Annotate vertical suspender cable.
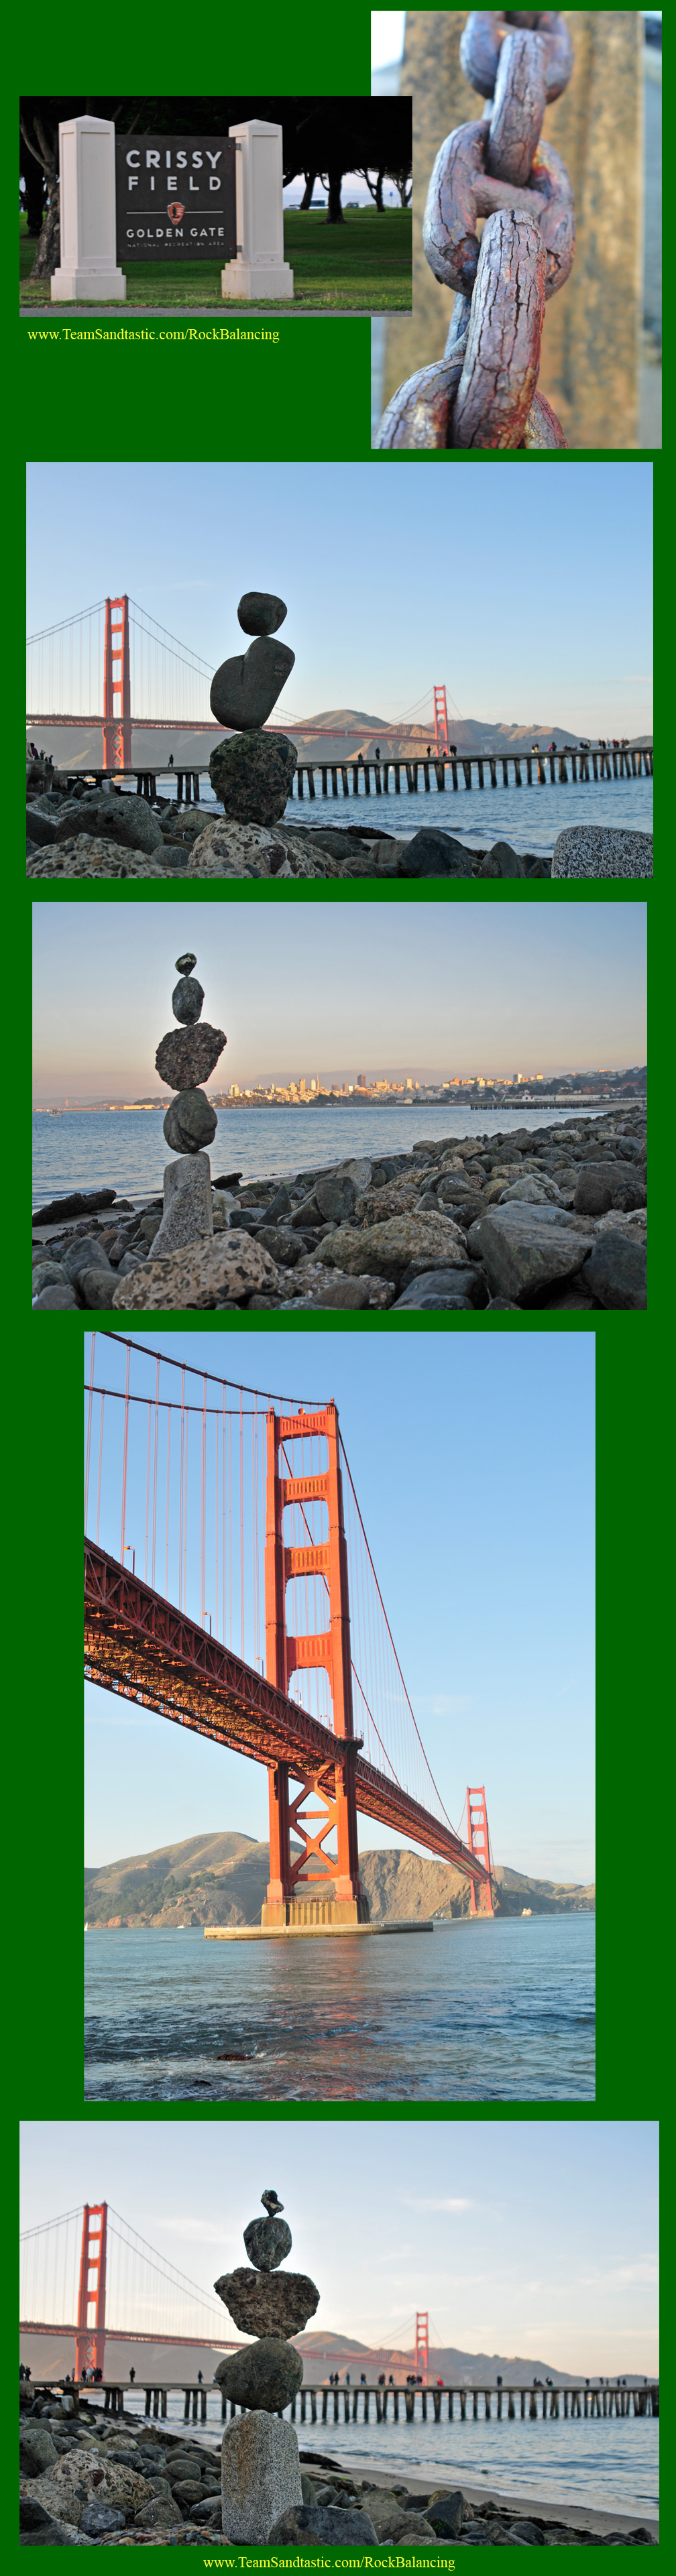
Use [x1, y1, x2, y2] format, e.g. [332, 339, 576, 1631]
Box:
[120, 1342, 131, 1565]
[84, 1334, 95, 1529]
[151, 1357, 160, 1592]
[201, 1377, 207, 1629]
[144, 1402, 151, 1582]
[165, 1408, 171, 1602]
[178, 1366, 185, 1612]
[95, 1394, 105, 1545]
[239, 1389, 245, 1657]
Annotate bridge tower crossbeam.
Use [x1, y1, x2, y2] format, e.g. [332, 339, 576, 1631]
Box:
[103, 595, 131, 772]
[466, 1785, 494, 1916]
[263, 1406, 368, 1930]
[433, 685, 449, 755]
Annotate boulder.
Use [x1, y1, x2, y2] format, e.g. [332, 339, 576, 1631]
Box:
[486, 839, 526, 878]
[209, 729, 297, 824]
[573, 1163, 646, 1216]
[285, 1271, 396, 1310]
[315, 1173, 359, 1222]
[221, 2409, 302, 2542]
[79, 2505, 125, 2534]
[317, 1214, 469, 1279]
[215, 2264, 319, 2337]
[80, 796, 164, 856]
[427, 2492, 467, 2536]
[580, 1230, 647, 1310]
[152, 1151, 214, 1256]
[156, 1023, 226, 1090]
[216, 2337, 303, 2413]
[243, 2214, 293, 2270]
[20, 2428, 58, 2477]
[112, 1232, 282, 1309]
[34, 1283, 80, 1309]
[390, 1267, 480, 1309]
[25, 806, 58, 845]
[163, 1088, 218, 1154]
[210, 636, 294, 730]
[551, 825, 653, 879]
[27, 834, 167, 879]
[62, 1235, 115, 1287]
[34, 1187, 117, 1226]
[467, 1206, 594, 1304]
[398, 827, 473, 878]
[32, 1259, 68, 1295]
[268, 2506, 378, 2544]
[172, 974, 205, 1024]
[252, 1226, 302, 1267]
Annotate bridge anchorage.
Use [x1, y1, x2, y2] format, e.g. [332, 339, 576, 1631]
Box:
[84, 1343, 494, 1936]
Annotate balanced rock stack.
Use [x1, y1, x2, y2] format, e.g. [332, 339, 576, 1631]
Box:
[209, 591, 297, 824]
[152, 953, 227, 1256]
[214, 2189, 319, 2541]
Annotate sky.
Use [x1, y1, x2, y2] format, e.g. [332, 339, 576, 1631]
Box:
[20, 2121, 657, 2372]
[34, 902, 646, 1099]
[84, 1328, 594, 1881]
[26, 462, 653, 740]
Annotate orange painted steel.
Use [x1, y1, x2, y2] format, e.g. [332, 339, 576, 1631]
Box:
[74, 2203, 107, 2380]
[415, 2312, 429, 2382]
[433, 685, 449, 754]
[465, 1785, 494, 1916]
[103, 595, 131, 772]
[84, 1541, 492, 1889]
[264, 1406, 363, 1912]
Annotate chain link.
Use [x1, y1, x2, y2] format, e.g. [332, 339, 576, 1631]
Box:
[376, 10, 575, 451]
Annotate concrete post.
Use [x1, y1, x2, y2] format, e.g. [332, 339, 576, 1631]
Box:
[221, 121, 294, 300]
[51, 117, 127, 302]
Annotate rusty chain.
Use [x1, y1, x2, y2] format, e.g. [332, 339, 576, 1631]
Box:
[376, 11, 575, 451]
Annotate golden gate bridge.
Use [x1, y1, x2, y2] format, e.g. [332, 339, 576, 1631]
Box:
[84, 1334, 494, 1929]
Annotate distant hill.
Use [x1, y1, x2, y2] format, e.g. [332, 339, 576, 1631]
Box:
[293, 2331, 592, 2388]
[84, 1832, 594, 1928]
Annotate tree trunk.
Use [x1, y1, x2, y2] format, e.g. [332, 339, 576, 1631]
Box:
[325, 168, 345, 225]
[375, 168, 385, 210]
[299, 170, 318, 210]
[31, 184, 60, 278]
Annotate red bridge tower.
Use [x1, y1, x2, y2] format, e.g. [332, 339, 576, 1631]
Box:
[263, 1405, 369, 1930]
[103, 595, 131, 771]
[465, 1785, 494, 1916]
[74, 2203, 107, 2380]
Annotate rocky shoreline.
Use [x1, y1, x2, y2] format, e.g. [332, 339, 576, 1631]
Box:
[26, 772, 653, 883]
[34, 1110, 647, 1312]
[19, 2396, 656, 2548]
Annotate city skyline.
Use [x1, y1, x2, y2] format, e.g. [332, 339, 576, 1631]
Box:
[21, 2121, 657, 2374]
[27, 461, 653, 739]
[33, 904, 646, 1100]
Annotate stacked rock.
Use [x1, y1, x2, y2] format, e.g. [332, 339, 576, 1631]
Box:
[215, 2189, 319, 2542]
[152, 953, 227, 1258]
[209, 592, 298, 825]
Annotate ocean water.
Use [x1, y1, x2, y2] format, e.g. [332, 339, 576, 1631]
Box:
[34, 1101, 613, 1210]
[128, 768, 653, 858]
[109, 2394, 657, 2521]
[83, 1914, 595, 2104]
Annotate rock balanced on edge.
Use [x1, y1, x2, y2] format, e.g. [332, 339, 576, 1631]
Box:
[215, 2189, 319, 2541]
[151, 953, 227, 1257]
[209, 593, 298, 825]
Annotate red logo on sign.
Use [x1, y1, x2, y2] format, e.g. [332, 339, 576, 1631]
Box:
[168, 202, 184, 224]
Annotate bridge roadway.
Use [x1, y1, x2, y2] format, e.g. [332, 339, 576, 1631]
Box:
[26, 2372, 659, 2426]
[84, 1543, 490, 1887]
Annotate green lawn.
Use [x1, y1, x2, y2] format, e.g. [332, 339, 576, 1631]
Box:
[20, 207, 412, 310]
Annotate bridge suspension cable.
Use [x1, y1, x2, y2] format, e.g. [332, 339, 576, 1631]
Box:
[20, 2205, 231, 2342]
[27, 597, 215, 726]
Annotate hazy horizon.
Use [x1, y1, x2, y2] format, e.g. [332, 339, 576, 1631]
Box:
[33, 904, 646, 1100]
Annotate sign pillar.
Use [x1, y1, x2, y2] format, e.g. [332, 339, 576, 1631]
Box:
[52, 117, 127, 303]
[222, 121, 294, 302]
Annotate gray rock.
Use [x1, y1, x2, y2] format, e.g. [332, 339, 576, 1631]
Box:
[34, 1188, 117, 1225]
[175, 950, 197, 973]
[467, 1206, 594, 1304]
[581, 1230, 647, 1309]
[315, 1174, 358, 1222]
[78, 1263, 118, 1311]
[134, 2495, 180, 2528]
[20, 2428, 58, 2477]
[427, 2493, 466, 2536]
[507, 2521, 545, 2542]
[112, 1232, 280, 1310]
[34, 1283, 80, 1309]
[163, 1088, 218, 1155]
[156, 1022, 226, 1090]
[238, 591, 287, 636]
[32, 1258, 68, 1294]
[215, 2337, 303, 2412]
[62, 1235, 114, 1286]
[214, 2264, 319, 2337]
[79, 2504, 125, 2534]
[286, 1272, 396, 1310]
[152, 1151, 214, 1256]
[243, 2215, 293, 2271]
[268, 2507, 378, 2543]
[90, 796, 165, 856]
[209, 730, 298, 825]
[391, 1268, 480, 1309]
[211, 636, 295, 730]
[573, 1163, 646, 1216]
[25, 806, 59, 845]
[400, 827, 473, 878]
[221, 2409, 302, 2542]
[172, 974, 205, 1025]
[551, 825, 653, 879]
[288, 1192, 323, 1228]
[266, 1182, 293, 1221]
[318, 1213, 469, 1279]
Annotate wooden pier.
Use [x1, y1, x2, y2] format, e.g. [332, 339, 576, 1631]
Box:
[39, 2375, 658, 2426]
[54, 744, 653, 809]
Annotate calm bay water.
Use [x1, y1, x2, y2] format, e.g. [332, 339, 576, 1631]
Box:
[142, 767, 653, 858]
[34, 1101, 609, 1210]
[84, 1915, 595, 2104]
[109, 2396, 657, 2520]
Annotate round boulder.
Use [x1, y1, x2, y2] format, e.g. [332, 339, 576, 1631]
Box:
[156, 1023, 226, 1090]
[209, 729, 298, 825]
[172, 974, 205, 1026]
[163, 1088, 218, 1154]
[215, 2337, 303, 2413]
[238, 591, 287, 636]
[214, 2265, 319, 2337]
[551, 826, 653, 879]
[71, 796, 164, 856]
[243, 2215, 292, 2271]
